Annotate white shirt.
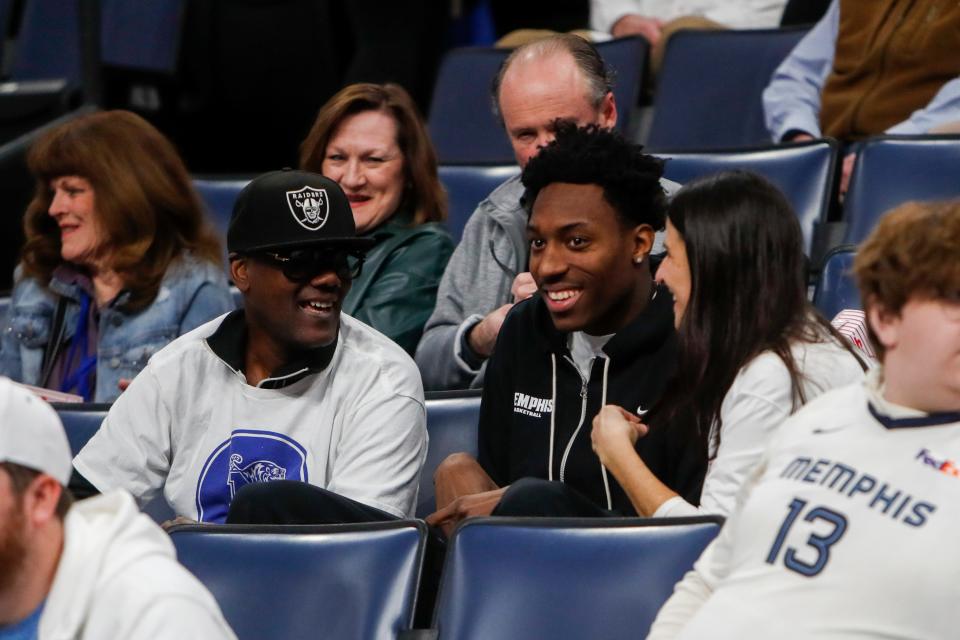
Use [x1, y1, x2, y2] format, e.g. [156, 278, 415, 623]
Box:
[655, 338, 865, 518]
[568, 331, 614, 381]
[74, 312, 427, 521]
[590, 0, 787, 33]
[648, 373, 960, 639]
[41, 491, 236, 639]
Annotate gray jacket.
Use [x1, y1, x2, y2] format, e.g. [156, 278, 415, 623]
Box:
[415, 175, 526, 390]
[415, 174, 680, 391]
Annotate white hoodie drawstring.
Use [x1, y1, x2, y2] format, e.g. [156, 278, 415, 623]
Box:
[600, 356, 613, 510]
[548, 353, 557, 481]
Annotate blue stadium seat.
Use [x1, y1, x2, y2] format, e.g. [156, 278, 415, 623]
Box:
[648, 27, 808, 151]
[438, 165, 520, 243]
[193, 177, 252, 240]
[170, 521, 427, 640]
[55, 403, 174, 522]
[54, 403, 109, 456]
[13, 0, 184, 81]
[101, 0, 182, 73]
[10, 0, 82, 83]
[428, 37, 648, 165]
[417, 391, 482, 518]
[658, 139, 838, 254]
[0, 0, 11, 71]
[844, 135, 960, 244]
[433, 516, 723, 639]
[813, 246, 860, 319]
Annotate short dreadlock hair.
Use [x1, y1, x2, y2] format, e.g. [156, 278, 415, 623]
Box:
[520, 122, 666, 229]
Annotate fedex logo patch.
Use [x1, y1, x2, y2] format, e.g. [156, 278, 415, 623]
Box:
[916, 448, 960, 478]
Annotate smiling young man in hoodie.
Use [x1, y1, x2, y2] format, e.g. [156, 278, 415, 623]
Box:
[428, 124, 694, 534]
[0, 377, 235, 639]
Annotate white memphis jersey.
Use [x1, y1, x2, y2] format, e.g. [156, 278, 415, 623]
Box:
[74, 313, 427, 522]
[663, 382, 960, 640]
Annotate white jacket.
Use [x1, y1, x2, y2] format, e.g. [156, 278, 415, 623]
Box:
[590, 0, 787, 32]
[40, 491, 236, 640]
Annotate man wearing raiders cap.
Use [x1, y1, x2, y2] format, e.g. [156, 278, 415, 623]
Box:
[0, 377, 236, 638]
[72, 169, 427, 524]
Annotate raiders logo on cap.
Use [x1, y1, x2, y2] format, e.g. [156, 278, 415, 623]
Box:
[286, 186, 329, 231]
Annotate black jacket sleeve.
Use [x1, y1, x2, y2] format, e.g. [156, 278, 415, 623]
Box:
[475, 307, 520, 487]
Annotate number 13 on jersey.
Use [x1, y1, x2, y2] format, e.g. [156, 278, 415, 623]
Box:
[766, 498, 848, 577]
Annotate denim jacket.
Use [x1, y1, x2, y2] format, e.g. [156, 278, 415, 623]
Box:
[0, 254, 235, 402]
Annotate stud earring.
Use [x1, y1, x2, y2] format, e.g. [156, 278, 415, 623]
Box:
[633, 256, 643, 264]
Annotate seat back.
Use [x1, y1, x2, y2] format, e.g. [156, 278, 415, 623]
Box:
[53, 403, 109, 456]
[417, 391, 482, 518]
[658, 140, 838, 254]
[10, 0, 82, 83]
[193, 177, 252, 240]
[0, 0, 11, 71]
[813, 246, 860, 319]
[434, 516, 722, 639]
[428, 37, 647, 165]
[844, 135, 960, 244]
[55, 402, 176, 521]
[438, 165, 520, 242]
[170, 521, 427, 640]
[648, 27, 807, 150]
[101, 0, 183, 73]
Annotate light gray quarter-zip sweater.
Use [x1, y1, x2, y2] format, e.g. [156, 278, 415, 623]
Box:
[415, 175, 528, 391]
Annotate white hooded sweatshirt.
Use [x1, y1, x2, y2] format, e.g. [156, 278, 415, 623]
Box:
[38, 491, 236, 640]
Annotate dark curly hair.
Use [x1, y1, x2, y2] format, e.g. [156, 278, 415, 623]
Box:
[520, 122, 666, 230]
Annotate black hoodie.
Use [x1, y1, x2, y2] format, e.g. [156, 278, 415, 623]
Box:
[478, 286, 694, 515]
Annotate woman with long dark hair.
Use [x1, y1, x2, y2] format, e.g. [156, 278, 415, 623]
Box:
[591, 170, 867, 517]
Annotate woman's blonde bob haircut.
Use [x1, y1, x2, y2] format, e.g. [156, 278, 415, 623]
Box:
[299, 82, 447, 226]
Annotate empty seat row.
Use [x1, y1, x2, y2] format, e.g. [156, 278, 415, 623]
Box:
[428, 28, 809, 164]
[167, 515, 722, 640]
[5, 0, 182, 85]
[193, 135, 960, 258]
[428, 36, 649, 165]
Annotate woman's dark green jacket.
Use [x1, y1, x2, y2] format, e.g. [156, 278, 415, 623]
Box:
[343, 213, 454, 355]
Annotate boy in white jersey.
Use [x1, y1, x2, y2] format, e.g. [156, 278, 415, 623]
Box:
[648, 200, 960, 639]
[72, 170, 427, 523]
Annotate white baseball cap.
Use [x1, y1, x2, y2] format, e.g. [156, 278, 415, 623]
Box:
[0, 377, 72, 486]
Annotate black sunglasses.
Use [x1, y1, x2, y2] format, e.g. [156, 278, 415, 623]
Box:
[257, 248, 365, 282]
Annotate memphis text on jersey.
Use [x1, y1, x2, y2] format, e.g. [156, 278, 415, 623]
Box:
[780, 456, 937, 528]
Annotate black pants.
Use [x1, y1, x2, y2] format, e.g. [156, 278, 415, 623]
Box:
[493, 477, 625, 518]
[225, 480, 398, 525]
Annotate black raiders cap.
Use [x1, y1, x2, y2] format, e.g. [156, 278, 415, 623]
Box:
[227, 169, 376, 253]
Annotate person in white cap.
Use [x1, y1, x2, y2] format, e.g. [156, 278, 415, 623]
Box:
[0, 377, 236, 639]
